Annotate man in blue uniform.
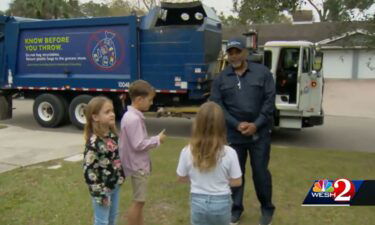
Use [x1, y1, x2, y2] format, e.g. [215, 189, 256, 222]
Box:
[210, 37, 276, 225]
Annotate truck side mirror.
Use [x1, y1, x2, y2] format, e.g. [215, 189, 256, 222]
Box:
[313, 51, 323, 72]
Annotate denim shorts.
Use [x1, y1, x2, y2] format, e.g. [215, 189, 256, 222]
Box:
[190, 193, 232, 225]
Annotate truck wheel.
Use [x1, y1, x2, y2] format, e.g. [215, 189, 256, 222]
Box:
[69, 95, 93, 130]
[33, 94, 66, 127]
[0, 96, 10, 120]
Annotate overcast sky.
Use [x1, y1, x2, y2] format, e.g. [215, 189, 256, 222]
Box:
[1, 0, 374, 21]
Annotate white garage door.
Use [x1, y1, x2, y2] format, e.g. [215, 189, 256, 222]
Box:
[358, 50, 375, 79]
[322, 50, 353, 79]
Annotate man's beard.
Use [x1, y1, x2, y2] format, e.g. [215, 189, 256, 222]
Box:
[230, 60, 244, 69]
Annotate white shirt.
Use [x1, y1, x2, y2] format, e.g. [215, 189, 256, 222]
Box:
[176, 145, 242, 195]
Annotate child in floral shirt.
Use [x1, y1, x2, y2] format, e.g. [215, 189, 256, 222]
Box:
[83, 96, 125, 225]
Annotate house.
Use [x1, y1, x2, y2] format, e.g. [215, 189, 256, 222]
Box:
[318, 29, 374, 79]
[223, 22, 375, 79]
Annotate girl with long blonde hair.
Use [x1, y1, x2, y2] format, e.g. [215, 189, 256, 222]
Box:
[177, 101, 242, 225]
[83, 96, 125, 225]
[83, 96, 118, 142]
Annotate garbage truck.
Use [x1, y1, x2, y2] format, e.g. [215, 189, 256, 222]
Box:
[0, 1, 222, 129]
[0, 1, 323, 130]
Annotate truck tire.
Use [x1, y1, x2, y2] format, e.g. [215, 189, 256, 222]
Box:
[111, 94, 127, 119]
[69, 95, 93, 130]
[0, 96, 9, 120]
[56, 95, 70, 124]
[33, 94, 66, 127]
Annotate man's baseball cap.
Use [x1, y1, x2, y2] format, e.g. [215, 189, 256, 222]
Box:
[226, 37, 246, 51]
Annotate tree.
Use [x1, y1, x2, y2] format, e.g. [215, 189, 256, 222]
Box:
[138, 0, 160, 11]
[66, 0, 83, 18]
[80, 1, 111, 17]
[80, 0, 144, 18]
[367, 14, 375, 47]
[302, 0, 375, 22]
[109, 0, 144, 16]
[7, 0, 46, 18]
[233, 0, 298, 24]
[6, 0, 82, 19]
[232, 0, 374, 24]
[218, 12, 241, 26]
[5, 0, 146, 19]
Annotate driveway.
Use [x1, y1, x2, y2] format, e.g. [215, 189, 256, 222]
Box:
[323, 79, 375, 119]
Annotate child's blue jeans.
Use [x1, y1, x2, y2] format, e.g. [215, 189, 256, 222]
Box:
[92, 186, 121, 225]
[190, 193, 232, 225]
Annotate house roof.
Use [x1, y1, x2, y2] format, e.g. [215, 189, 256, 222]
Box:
[223, 21, 375, 47]
[318, 29, 373, 44]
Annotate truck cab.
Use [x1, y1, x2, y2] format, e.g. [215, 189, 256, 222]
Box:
[264, 41, 324, 129]
[217, 38, 324, 129]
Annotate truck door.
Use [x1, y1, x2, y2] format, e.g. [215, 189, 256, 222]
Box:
[298, 46, 323, 115]
[275, 47, 300, 108]
[298, 47, 311, 111]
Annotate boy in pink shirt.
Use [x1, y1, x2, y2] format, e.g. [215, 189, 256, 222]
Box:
[119, 80, 166, 225]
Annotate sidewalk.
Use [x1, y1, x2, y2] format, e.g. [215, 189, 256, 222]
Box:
[323, 79, 375, 119]
[0, 125, 83, 173]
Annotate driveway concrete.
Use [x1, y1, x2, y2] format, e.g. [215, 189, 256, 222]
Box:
[323, 79, 375, 119]
[0, 125, 82, 173]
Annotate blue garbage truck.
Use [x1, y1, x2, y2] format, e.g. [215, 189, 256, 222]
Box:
[0, 1, 221, 128]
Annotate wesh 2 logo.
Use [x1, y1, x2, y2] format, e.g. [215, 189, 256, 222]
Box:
[311, 179, 355, 201]
[303, 179, 375, 206]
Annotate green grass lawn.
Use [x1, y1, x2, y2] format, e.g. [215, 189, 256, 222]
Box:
[0, 124, 7, 129]
[0, 137, 374, 225]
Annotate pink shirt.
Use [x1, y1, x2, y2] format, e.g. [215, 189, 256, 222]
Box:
[119, 106, 160, 176]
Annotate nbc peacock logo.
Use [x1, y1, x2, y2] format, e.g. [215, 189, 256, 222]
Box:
[313, 180, 334, 193]
[311, 179, 336, 198]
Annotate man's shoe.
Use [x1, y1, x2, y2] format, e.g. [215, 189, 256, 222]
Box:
[259, 208, 274, 225]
